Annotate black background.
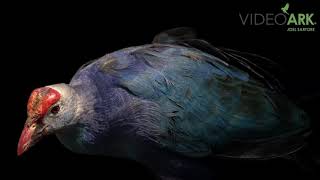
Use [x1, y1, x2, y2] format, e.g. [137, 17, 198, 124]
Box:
[2, 0, 319, 179]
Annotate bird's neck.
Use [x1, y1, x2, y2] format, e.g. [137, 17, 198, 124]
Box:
[57, 82, 160, 157]
[56, 83, 133, 155]
[72, 83, 111, 135]
[54, 84, 106, 152]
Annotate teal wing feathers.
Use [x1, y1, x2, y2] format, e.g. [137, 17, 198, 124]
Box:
[96, 28, 310, 158]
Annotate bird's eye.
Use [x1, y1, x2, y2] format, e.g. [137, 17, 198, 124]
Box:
[51, 105, 60, 114]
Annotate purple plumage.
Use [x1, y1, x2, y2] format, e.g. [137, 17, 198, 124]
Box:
[18, 28, 310, 180]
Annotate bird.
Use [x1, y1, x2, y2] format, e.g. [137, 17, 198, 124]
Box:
[17, 27, 311, 180]
[281, 3, 290, 15]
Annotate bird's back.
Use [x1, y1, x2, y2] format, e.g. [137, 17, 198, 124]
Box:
[68, 28, 310, 160]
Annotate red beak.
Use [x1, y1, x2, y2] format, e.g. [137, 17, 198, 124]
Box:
[17, 123, 36, 156]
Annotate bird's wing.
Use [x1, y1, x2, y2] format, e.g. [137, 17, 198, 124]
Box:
[95, 28, 310, 158]
[97, 43, 310, 159]
[153, 27, 283, 91]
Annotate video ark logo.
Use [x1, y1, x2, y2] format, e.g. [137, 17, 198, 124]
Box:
[239, 2, 316, 32]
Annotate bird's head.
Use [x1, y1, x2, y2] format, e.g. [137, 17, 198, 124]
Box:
[17, 83, 78, 156]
